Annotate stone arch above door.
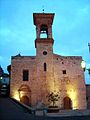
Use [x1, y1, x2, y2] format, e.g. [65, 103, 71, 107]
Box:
[18, 84, 30, 92]
[63, 96, 72, 109]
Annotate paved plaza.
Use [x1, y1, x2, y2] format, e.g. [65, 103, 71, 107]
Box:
[0, 97, 90, 120]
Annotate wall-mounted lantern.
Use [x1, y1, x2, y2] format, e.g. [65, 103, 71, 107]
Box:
[81, 60, 86, 71]
[81, 60, 90, 75]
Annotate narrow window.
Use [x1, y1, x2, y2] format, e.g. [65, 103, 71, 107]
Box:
[44, 63, 47, 71]
[62, 70, 66, 74]
[86, 97, 88, 101]
[23, 70, 29, 81]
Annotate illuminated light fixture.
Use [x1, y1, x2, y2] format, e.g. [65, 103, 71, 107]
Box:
[81, 60, 86, 71]
[81, 60, 90, 75]
[0, 77, 3, 80]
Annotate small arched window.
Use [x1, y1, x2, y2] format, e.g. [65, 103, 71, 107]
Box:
[44, 63, 47, 71]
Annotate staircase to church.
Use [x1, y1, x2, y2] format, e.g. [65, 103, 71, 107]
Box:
[47, 109, 90, 117]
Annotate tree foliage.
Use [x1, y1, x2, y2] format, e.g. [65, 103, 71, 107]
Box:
[47, 92, 60, 106]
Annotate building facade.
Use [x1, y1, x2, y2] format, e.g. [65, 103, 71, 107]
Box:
[10, 13, 87, 109]
[0, 66, 10, 96]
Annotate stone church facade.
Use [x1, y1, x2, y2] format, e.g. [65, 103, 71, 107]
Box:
[10, 13, 87, 110]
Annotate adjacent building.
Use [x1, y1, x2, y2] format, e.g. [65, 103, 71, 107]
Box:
[0, 66, 10, 96]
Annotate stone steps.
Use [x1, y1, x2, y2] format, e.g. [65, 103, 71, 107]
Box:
[47, 109, 90, 117]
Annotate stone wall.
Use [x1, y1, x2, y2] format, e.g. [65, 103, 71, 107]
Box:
[53, 54, 87, 109]
[11, 56, 38, 105]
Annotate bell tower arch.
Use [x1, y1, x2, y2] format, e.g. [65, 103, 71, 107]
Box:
[33, 13, 54, 39]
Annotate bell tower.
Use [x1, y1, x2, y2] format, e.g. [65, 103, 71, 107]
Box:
[33, 13, 55, 101]
[33, 13, 54, 56]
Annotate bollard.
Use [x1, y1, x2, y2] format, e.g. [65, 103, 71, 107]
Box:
[43, 108, 47, 116]
[32, 109, 36, 116]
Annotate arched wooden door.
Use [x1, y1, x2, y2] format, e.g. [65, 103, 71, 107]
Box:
[63, 97, 72, 109]
[20, 96, 29, 105]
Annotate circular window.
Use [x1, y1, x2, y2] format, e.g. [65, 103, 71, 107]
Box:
[43, 51, 47, 55]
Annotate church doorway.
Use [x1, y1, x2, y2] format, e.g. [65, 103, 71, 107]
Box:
[63, 97, 72, 109]
[20, 95, 29, 105]
[18, 84, 31, 106]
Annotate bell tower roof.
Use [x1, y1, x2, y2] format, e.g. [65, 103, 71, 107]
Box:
[33, 13, 55, 25]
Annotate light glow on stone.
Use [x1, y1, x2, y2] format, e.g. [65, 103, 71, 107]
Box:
[67, 86, 78, 110]
[13, 91, 20, 101]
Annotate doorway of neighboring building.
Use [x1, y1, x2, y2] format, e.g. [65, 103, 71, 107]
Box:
[63, 97, 72, 109]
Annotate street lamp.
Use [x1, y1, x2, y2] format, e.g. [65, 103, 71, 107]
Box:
[0, 77, 3, 80]
[81, 60, 90, 75]
[81, 43, 90, 75]
[81, 60, 86, 71]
